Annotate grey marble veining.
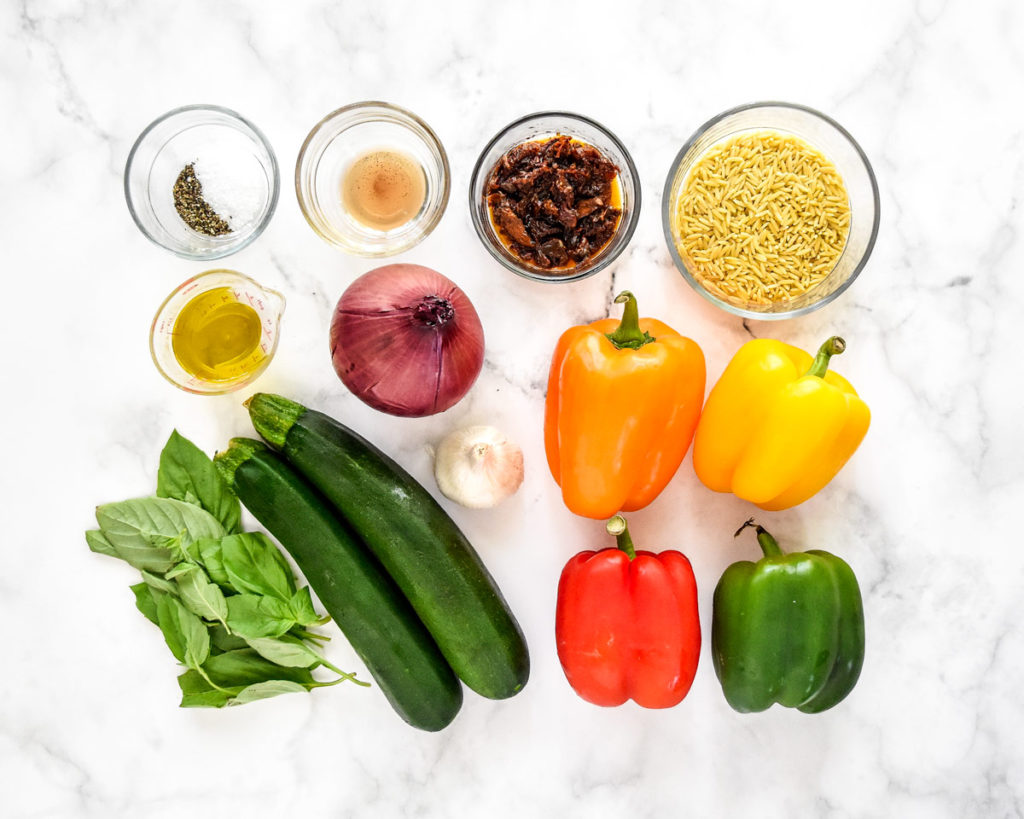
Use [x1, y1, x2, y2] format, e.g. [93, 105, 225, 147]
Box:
[3, 0, 1024, 816]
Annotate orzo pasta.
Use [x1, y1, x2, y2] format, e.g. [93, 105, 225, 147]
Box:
[672, 131, 850, 305]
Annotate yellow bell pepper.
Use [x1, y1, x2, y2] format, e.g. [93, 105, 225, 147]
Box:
[692, 336, 869, 510]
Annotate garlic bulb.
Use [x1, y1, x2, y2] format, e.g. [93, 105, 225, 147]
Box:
[434, 425, 524, 509]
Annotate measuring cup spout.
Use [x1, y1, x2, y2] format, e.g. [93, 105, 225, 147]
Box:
[259, 286, 286, 320]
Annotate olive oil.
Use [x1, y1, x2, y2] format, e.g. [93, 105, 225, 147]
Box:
[341, 149, 427, 231]
[171, 287, 265, 382]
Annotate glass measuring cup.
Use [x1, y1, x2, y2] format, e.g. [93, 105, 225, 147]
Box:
[150, 269, 285, 395]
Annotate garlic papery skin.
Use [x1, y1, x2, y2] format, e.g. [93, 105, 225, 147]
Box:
[434, 425, 524, 509]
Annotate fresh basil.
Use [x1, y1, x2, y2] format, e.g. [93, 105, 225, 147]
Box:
[156, 595, 210, 671]
[221, 532, 296, 601]
[202, 649, 316, 688]
[177, 664, 311, 708]
[289, 586, 327, 627]
[96, 497, 225, 554]
[177, 675, 241, 708]
[209, 625, 249, 654]
[192, 537, 233, 590]
[130, 582, 160, 625]
[140, 569, 179, 596]
[230, 680, 308, 705]
[89, 529, 177, 573]
[246, 635, 323, 669]
[88, 431, 364, 709]
[164, 561, 199, 580]
[157, 430, 242, 534]
[226, 594, 295, 639]
[175, 564, 230, 628]
[86, 529, 118, 558]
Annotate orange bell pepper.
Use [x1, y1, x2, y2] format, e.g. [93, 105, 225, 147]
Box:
[544, 291, 706, 519]
[692, 336, 870, 510]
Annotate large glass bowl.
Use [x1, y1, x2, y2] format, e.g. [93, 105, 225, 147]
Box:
[663, 102, 880, 319]
[295, 101, 450, 256]
[124, 105, 279, 260]
[469, 111, 641, 283]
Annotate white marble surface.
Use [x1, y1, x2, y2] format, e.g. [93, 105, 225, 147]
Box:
[4, 0, 1023, 816]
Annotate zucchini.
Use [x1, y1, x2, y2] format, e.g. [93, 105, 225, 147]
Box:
[214, 438, 462, 731]
[247, 393, 530, 700]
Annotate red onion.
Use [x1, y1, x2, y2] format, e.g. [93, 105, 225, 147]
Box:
[329, 264, 485, 417]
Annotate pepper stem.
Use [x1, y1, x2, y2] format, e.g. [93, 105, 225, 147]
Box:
[805, 336, 846, 378]
[734, 518, 783, 558]
[606, 515, 636, 560]
[605, 291, 655, 350]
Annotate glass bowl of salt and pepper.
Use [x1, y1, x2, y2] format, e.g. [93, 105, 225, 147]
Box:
[124, 104, 279, 260]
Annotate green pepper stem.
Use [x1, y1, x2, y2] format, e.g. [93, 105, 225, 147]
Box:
[606, 515, 637, 560]
[805, 336, 846, 378]
[734, 518, 783, 558]
[604, 291, 655, 350]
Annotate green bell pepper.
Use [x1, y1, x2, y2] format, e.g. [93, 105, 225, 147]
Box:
[711, 520, 865, 714]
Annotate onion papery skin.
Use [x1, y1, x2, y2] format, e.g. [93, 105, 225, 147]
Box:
[330, 264, 485, 417]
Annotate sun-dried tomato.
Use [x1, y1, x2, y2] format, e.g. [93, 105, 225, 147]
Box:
[485, 135, 622, 272]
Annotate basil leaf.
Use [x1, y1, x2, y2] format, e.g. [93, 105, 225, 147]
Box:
[165, 561, 200, 580]
[246, 635, 322, 669]
[175, 565, 229, 627]
[226, 594, 295, 639]
[192, 537, 233, 590]
[221, 533, 296, 601]
[230, 680, 307, 705]
[130, 582, 160, 625]
[156, 595, 210, 670]
[209, 624, 249, 654]
[91, 531, 177, 573]
[86, 529, 118, 558]
[177, 670, 308, 708]
[157, 430, 242, 534]
[177, 670, 243, 708]
[180, 689, 236, 708]
[96, 498, 226, 562]
[155, 595, 188, 664]
[289, 587, 327, 627]
[201, 649, 315, 688]
[140, 570, 179, 596]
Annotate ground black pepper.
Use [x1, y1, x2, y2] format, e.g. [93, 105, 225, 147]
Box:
[173, 163, 232, 236]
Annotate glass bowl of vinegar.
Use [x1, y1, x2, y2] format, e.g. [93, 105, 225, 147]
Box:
[295, 101, 450, 256]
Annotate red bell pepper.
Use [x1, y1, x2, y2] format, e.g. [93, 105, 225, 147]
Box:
[555, 516, 701, 708]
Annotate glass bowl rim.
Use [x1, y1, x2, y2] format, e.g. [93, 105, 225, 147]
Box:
[468, 109, 642, 284]
[661, 100, 881, 320]
[124, 103, 281, 261]
[293, 100, 451, 256]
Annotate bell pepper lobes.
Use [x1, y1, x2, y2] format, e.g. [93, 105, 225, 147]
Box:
[692, 336, 869, 511]
[544, 291, 705, 519]
[555, 515, 701, 708]
[712, 520, 865, 714]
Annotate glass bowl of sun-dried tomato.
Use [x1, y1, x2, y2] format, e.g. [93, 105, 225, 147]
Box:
[470, 112, 640, 282]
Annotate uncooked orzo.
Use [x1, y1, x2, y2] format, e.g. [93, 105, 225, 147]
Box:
[672, 131, 850, 305]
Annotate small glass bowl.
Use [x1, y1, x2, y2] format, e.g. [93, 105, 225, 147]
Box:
[295, 102, 450, 256]
[662, 102, 880, 320]
[150, 269, 285, 395]
[124, 105, 280, 260]
[469, 112, 641, 283]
